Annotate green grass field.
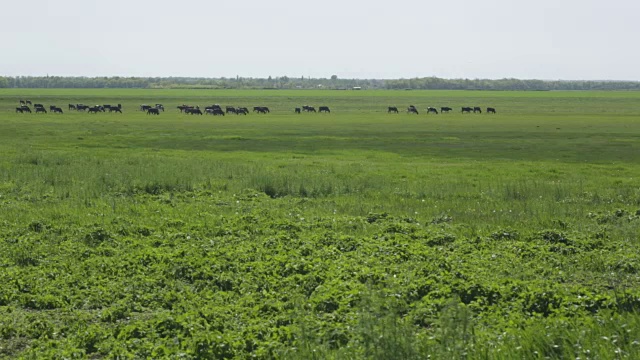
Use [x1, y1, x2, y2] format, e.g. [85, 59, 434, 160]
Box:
[1, 89, 640, 359]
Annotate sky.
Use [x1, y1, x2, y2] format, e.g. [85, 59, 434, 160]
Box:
[2, 0, 640, 80]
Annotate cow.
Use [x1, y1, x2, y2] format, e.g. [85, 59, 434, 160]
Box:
[226, 106, 237, 114]
[35, 107, 47, 114]
[319, 106, 330, 113]
[185, 108, 203, 115]
[109, 107, 122, 113]
[19, 100, 26, 105]
[16, 106, 31, 113]
[441, 107, 452, 113]
[473, 107, 482, 113]
[155, 104, 164, 111]
[254, 106, 269, 114]
[236, 108, 248, 115]
[147, 108, 160, 115]
[388, 106, 399, 113]
[426, 107, 439, 114]
[68, 104, 76, 110]
[26, 100, 32, 105]
[51, 107, 64, 114]
[407, 105, 419, 114]
[76, 104, 89, 111]
[487, 107, 496, 114]
[295, 107, 301, 114]
[140, 104, 152, 112]
[304, 106, 316, 112]
[34, 104, 45, 109]
[88, 106, 103, 113]
[461, 107, 473, 113]
[205, 108, 225, 116]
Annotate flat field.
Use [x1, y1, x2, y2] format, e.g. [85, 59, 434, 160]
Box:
[1, 89, 640, 359]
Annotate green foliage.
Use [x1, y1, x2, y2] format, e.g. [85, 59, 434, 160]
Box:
[1, 89, 640, 358]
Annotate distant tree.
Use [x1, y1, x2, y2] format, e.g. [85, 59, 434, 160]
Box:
[331, 75, 338, 80]
[0, 77, 9, 88]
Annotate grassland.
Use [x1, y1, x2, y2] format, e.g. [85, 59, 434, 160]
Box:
[1, 89, 640, 359]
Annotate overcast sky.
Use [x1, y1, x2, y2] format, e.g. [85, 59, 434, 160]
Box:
[2, 0, 639, 80]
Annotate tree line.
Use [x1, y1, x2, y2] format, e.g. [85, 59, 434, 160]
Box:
[1, 75, 640, 91]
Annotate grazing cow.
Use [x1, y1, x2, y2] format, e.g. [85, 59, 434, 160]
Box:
[205, 108, 225, 116]
[35, 107, 47, 114]
[76, 104, 89, 111]
[68, 104, 76, 110]
[236, 108, 247, 115]
[426, 107, 439, 114]
[473, 107, 482, 114]
[388, 106, 399, 113]
[319, 106, 330, 113]
[26, 100, 32, 105]
[19, 100, 26, 105]
[253, 106, 270, 113]
[441, 107, 452, 113]
[185, 108, 203, 115]
[51, 106, 64, 114]
[305, 106, 316, 112]
[147, 108, 160, 115]
[461, 107, 473, 113]
[226, 106, 237, 114]
[88, 106, 103, 113]
[295, 107, 301, 114]
[487, 107, 496, 114]
[109, 107, 122, 113]
[34, 104, 45, 109]
[155, 104, 164, 111]
[407, 105, 419, 114]
[140, 104, 152, 112]
[16, 106, 31, 113]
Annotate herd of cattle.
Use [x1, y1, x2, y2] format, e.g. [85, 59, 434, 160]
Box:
[390, 105, 496, 114]
[14, 100, 496, 116]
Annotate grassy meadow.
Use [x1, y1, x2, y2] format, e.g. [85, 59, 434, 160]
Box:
[1, 88, 640, 359]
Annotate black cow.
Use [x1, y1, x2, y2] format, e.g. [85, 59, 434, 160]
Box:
[140, 104, 152, 112]
[388, 106, 399, 113]
[109, 107, 122, 113]
[35, 107, 47, 114]
[461, 107, 473, 113]
[16, 106, 31, 113]
[473, 107, 482, 113]
[51, 107, 63, 114]
[147, 108, 160, 115]
[319, 106, 330, 113]
[155, 104, 164, 111]
[34, 104, 45, 109]
[441, 107, 452, 113]
[407, 105, 419, 114]
[487, 107, 496, 114]
[88, 106, 103, 113]
[426, 107, 438, 114]
[254, 106, 269, 114]
[186, 108, 203, 115]
[236, 108, 247, 115]
[26, 100, 32, 105]
[295, 107, 301, 114]
[206, 108, 225, 116]
[76, 104, 89, 111]
[305, 106, 316, 112]
[19, 100, 26, 105]
[226, 106, 237, 114]
[68, 104, 76, 110]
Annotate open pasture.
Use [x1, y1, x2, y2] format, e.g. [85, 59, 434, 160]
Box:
[1, 89, 640, 359]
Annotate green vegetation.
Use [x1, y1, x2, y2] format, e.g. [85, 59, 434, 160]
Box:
[1, 89, 640, 359]
[4, 75, 640, 90]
